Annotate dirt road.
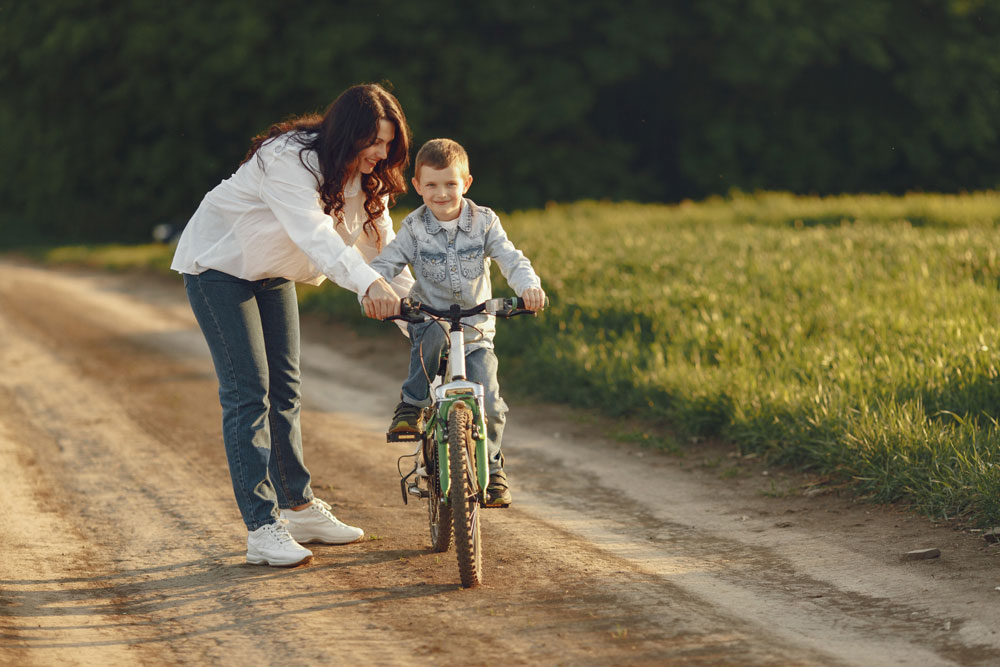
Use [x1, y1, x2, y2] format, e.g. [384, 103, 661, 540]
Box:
[1, 258, 1000, 666]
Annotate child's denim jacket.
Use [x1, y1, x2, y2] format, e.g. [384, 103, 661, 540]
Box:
[369, 198, 541, 350]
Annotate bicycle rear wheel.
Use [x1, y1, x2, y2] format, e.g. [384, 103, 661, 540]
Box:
[447, 401, 482, 587]
[425, 432, 452, 552]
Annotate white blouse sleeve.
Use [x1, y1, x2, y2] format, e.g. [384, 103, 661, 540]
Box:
[258, 143, 380, 295]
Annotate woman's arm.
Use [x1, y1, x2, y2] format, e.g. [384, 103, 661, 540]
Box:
[258, 142, 381, 296]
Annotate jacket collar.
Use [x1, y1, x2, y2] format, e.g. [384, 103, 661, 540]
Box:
[421, 199, 474, 235]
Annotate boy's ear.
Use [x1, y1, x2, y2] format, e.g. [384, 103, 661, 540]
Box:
[463, 174, 474, 194]
[411, 176, 421, 193]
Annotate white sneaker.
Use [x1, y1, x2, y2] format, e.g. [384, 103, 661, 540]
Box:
[246, 520, 313, 567]
[280, 498, 364, 545]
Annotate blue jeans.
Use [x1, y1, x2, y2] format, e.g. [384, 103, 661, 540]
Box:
[401, 322, 508, 473]
[184, 270, 314, 530]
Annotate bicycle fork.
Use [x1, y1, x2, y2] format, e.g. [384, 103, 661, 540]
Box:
[398, 393, 488, 505]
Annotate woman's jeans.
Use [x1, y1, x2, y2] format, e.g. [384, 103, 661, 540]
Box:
[401, 322, 508, 473]
[184, 270, 314, 530]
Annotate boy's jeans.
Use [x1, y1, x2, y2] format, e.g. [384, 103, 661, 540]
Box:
[184, 270, 314, 530]
[401, 322, 508, 473]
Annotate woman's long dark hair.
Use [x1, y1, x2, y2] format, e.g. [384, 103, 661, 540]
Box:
[242, 83, 411, 250]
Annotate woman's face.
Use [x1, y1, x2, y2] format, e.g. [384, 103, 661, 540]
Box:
[354, 119, 396, 175]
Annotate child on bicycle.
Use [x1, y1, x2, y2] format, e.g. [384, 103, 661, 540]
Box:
[368, 138, 545, 506]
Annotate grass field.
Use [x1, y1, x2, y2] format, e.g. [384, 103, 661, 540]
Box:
[25, 191, 1000, 525]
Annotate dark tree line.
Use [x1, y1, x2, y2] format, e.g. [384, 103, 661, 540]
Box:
[2, 0, 998, 244]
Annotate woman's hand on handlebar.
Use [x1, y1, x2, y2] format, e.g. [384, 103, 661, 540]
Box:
[521, 286, 546, 312]
[362, 278, 401, 320]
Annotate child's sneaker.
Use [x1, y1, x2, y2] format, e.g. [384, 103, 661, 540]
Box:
[388, 401, 423, 435]
[246, 520, 313, 567]
[485, 469, 512, 506]
[279, 498, 364, 544]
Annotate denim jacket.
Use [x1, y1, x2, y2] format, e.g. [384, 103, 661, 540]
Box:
[369, 198, 541, 350]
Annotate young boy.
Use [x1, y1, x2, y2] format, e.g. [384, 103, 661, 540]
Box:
[368, 138, 545, 506]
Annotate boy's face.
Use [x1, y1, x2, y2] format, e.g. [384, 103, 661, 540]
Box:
[412, 164, 473, 222]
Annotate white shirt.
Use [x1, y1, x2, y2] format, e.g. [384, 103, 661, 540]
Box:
[431, 208, 460, 237]
[170, 132, 413, 299]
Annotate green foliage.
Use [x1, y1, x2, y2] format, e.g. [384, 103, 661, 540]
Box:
[3, 1, 1000, 243]
[494, 193, 1000, 524]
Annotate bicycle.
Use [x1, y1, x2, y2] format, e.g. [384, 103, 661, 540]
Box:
[385, 295, 542, 588]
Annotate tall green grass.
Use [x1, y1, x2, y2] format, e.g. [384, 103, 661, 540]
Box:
[496, 193, 1000, 524]
[23, 191, 1000, 524]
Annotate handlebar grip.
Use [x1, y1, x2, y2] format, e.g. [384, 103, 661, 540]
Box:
[532, 295, 549, 308]
[485, 295, 550, 316]
[383, 297, 427, 323]
[513, 296, 550, 310]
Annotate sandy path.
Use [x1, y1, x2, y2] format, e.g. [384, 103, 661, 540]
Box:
[1, 258, 999, 666]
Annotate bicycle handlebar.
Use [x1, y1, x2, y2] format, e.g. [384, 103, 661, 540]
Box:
[385, 296, 549, 324]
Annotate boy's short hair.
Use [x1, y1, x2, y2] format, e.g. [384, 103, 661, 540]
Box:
[414, 138, 469, 180]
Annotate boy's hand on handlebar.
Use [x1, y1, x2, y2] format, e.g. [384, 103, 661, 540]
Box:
[521, 286, 546, 312]
[362, 278, 401, 320]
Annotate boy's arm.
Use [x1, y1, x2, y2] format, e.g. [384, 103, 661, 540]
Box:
[374, 206, 415, 298]
[362, 218, 417, 305]
[370, 219, 415, 281]
[483, 211, 542, 296]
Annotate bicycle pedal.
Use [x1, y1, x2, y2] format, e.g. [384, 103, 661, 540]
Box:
[482, 502, 510, 509]
[407, 484, 429, 499]
[386, 430, 422, 443]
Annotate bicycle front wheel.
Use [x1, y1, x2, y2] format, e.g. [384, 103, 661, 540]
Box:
[447, 401, 482, 587]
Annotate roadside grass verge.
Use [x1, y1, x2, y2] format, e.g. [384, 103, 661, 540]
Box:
[19, 243, 177, 272]
[19, 190, 1000, 525]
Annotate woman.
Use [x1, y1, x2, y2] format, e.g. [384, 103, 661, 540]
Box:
[171, 83, 412, 567]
